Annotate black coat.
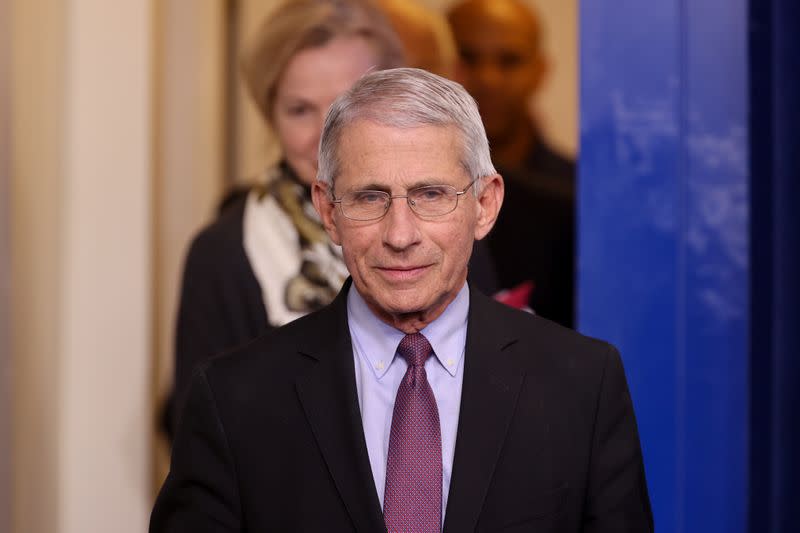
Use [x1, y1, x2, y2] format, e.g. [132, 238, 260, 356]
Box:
[152, 281, 652, 532]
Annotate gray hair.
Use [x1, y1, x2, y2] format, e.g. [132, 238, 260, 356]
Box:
[317, 67, 496, 188]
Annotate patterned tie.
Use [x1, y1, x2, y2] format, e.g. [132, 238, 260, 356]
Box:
[383, 333, 443, 533]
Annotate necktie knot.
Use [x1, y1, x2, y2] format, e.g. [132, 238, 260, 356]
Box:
[397, 333, 433, 368]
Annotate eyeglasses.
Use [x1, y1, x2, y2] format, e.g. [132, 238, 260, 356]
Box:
[331, 178, 479, 221]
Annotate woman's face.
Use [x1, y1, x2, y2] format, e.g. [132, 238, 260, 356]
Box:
[272, 36, 381, 186]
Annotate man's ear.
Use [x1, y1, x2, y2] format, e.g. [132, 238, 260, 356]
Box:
[311, 180, 342, 245]
[474, 173, 504, 241]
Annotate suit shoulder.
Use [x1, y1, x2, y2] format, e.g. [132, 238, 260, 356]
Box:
[476, 293, 614, 370]
[198, 304, 337, 388]
[192, 330, 301, 414]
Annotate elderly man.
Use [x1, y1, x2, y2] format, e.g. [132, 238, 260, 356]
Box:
[151, 68, 652, 533]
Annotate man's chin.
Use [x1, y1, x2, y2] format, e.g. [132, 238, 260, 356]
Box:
[376, 296, 427, 317]
[366, 290, 432, 319]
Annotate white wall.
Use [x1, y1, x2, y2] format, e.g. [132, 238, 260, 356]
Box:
[11, 1, 154, 531]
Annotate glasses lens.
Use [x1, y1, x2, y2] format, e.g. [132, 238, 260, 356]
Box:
[408, 185, 458, 216]
[341, 190, 389, 220]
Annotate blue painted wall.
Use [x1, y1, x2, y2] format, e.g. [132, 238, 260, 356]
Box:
[579, 1, 750, 531]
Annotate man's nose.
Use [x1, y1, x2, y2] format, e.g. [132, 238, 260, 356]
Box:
[382, 198, 422, 251]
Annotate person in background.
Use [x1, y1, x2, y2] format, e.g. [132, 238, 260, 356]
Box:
[448, 0, 576, 327]
[378, 0, 458, 78]
[167, 0, 403, 434]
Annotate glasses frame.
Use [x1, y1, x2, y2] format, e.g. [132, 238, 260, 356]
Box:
[331, 178, 480, 221]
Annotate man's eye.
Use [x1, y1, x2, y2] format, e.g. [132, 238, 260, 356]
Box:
[352, 191, 385, 204]
[415, 187, 447, 201]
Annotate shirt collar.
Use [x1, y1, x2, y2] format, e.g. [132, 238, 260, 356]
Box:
[347, 282, 470, 379]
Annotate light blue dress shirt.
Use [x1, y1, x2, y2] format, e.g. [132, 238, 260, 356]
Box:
[347, 283, 468, 519]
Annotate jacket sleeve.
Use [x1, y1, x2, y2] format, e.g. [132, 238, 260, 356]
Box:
[583, 345, 654, 532]
[151, 368, 242, 532]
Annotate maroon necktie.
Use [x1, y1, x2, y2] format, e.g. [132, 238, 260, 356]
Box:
[383, 333, 443, 533]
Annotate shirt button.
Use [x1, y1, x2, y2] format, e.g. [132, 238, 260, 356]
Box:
[376, 360, 385, 371]
[447, 358, 455, 367]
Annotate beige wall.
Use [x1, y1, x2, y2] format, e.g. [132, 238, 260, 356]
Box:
[151, 0, 227, 487]
[11, 1, 68, 529]
[0, 0, 11, 530]
[11, 1, 154, 531]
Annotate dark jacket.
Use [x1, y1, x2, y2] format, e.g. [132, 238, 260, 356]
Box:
[153, 281, 652, 532]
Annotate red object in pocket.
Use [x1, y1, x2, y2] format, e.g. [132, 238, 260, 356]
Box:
[494, 280, 535, 310]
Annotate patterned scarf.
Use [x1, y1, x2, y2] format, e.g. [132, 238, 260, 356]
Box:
[259, 163, 348, 313]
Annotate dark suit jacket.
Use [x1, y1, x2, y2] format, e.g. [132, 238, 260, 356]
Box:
[151, 282, 652, 532]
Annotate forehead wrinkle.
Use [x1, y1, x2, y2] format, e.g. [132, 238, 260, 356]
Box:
[334, 120, 468, 191]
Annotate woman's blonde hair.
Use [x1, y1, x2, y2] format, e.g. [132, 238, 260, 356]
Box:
[241, 0, 405, 124]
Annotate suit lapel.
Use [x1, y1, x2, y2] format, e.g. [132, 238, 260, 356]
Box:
[443, 289, 526, 533]
[295, 282, 386, 533]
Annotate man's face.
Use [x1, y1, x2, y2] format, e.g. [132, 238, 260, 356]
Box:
[448, 0, 545, 142]
[313, 120, 502, 331]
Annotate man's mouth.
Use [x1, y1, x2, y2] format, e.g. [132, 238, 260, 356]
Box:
[376, 264, 431, 282]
